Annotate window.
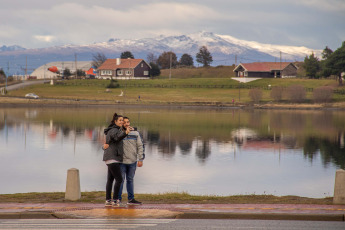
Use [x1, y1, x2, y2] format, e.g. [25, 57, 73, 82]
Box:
[244, 71, 248, 77]
[125, 70, 132, 75]
[117, 70, 123, 75]
[101, 70, 112, 75]
[141, 63, 144, 67]
[144, 71, 149, 76]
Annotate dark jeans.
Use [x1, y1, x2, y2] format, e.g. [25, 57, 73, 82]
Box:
[118, 162, 137, 200]
[106, 163, 123, 201]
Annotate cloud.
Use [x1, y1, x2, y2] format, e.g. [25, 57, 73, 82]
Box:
[297, 0, 345, 12]
[34, 35, 56, 43]
[0, 0, 344, 49]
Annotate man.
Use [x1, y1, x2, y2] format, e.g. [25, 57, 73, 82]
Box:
[103, 116, 145, 205]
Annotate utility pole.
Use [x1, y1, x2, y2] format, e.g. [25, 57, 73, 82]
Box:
[25, 56, 27, 78]
[169, 53, 172, 80]
[75, 53, 78, 79]
[280, 51, 282, 78]
[6, 61, 9, 90]
[235, 55, 237, 66]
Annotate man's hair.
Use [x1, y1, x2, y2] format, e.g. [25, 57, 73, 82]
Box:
[123, 116, 130, 121]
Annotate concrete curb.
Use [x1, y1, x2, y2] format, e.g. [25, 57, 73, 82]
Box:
[176, 212, 345, 221]
[1, 211, 344, 221]
[0, 212, 56, 219]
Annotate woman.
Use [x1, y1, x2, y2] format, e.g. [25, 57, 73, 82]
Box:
[103, 112, 132, 207]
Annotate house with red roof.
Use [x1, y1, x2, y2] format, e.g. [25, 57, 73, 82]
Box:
[97, 58, 151, 79]
[233, 62, 298, 78]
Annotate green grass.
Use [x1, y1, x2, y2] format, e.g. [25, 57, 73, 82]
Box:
[0, 192, 333, 205]
[5, 78, 345, 104]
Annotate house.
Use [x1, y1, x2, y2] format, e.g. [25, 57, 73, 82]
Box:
[97, 58, 151, 79]
[233, 62, 298, 78]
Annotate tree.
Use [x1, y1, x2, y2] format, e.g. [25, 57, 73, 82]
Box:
[249, 88, 262, 103]
[92, 53, 107, 69]
[146, 52, 158, 64]
[120, 51, 134, 59]
[321, 46, 333, 60]
[323, 41, 345, 85]
[157, 51, 178, 69]
[179, 53, 194, 67]
[304, 53, 320, 78]
[149, 62, 161, 77]
[63, 68, 72, 79]
[76, 69, 86, 78]
[0, 69, 6, 84]
[196, 46, 213, 67]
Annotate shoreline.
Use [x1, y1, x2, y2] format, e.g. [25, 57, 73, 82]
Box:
[1, 96, 345, 110]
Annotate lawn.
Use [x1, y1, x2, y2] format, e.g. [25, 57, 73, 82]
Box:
[5, 78, 345, 104]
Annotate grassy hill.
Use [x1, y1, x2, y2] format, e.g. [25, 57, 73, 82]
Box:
[4, 75, 345, 106]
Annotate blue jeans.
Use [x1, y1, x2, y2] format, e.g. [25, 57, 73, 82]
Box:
[118, 162, 137, 200]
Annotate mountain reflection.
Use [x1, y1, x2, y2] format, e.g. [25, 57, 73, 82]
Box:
[1, 108, 345, 169]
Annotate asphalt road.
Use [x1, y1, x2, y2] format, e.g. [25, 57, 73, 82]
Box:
[4, 80, 48, 91]
[0, 219, 344, 230]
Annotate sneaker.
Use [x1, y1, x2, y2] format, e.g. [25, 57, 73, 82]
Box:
[127, 199, 142, 205]
[112, 199, 122, 207]
[105, 200, 112, 207]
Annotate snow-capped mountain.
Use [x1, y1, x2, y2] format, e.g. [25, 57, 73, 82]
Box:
[0, 31, 320, 75]
[0, 45, 26, 52]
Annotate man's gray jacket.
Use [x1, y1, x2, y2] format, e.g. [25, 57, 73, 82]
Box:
[122, 130, 145, 164]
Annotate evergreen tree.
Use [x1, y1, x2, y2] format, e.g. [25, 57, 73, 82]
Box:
[196, 46, 213, 67]
[63, 68, 72, 79]
[120, 51, 134, 59]
[323, 41, 345, 85]
[322, 46, 333, 60]
[0, 69, 6, 84]
[304, 53, 320, 78]
[179, 53, 194, 67]
[149, 62, 161, 77]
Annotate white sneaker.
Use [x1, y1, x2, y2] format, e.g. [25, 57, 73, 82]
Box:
[112, 199, 122, 207]
[105, 200, 112, 207]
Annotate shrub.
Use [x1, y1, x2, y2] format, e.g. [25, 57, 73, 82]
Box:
[313, 86, 333, 103]
[270, 86, 284, 101]
[249, 88, 263, 103]
[107, 79, 120, 88]
[285, 85, 306, 102]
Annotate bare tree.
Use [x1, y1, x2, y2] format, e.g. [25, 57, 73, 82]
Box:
[147, 52, 158, 64]
[92, 53, 107, 69]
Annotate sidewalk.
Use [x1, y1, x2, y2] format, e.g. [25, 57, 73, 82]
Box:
[1, 202, 345, 221]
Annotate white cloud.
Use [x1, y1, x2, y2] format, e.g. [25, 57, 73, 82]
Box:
[34, 35, 56, 43]
[0, 0, 344, 49]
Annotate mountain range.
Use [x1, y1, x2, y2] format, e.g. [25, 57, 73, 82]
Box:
[0, 31, 321, 75]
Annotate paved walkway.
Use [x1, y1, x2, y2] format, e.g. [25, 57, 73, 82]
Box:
[0, 203, 345, 221]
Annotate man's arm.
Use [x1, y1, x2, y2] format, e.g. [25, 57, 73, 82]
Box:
[136, 132, 145, 167]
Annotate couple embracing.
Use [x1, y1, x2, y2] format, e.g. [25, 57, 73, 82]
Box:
[103, 112, 145, 207]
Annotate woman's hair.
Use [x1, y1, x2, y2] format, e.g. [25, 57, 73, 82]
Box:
[111, 113, 123, 125]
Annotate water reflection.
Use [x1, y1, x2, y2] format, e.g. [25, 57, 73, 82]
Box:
[1, 108, 345, 197]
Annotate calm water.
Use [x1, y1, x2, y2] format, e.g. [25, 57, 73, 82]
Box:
[0, 107, 344, 198]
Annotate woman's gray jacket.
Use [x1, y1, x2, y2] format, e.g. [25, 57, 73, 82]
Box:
[103, 124, 127, 162]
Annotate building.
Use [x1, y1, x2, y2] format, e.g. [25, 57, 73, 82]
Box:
[97, 58, 151, 79]
[233, 62, 298, 78]
[30, 61, 93, 79]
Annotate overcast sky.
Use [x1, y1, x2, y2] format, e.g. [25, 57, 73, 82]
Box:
[1, 0, 344, 50]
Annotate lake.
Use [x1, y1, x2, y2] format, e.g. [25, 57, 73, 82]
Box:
[0, 107, 344, 198]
